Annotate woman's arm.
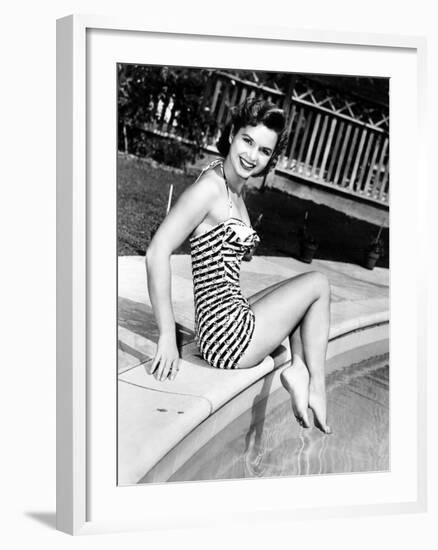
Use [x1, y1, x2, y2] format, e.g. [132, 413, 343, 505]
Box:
[145, 173, 221, 380]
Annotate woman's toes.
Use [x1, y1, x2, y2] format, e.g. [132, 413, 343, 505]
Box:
[295, 414, 310, 428]
[313, 415, 332, 434]
[302, 414, 311, 428]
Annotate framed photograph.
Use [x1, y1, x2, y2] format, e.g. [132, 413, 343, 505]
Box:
[57, 15, 427, 535]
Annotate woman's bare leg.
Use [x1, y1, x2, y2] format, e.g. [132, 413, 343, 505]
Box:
[238, 271, 331, 433]
[280, 352, 311, 428]
[248, 280, 308, 362]
[300, 279, 331, 432]
[290, 326, 304, 358]
[248, 281, 310, 427]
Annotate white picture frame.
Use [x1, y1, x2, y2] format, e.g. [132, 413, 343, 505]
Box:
[56, 14, 428, 535]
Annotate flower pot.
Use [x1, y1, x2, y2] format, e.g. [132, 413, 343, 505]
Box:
[364, 250, 380, 270]
[300, 241, 318, 264]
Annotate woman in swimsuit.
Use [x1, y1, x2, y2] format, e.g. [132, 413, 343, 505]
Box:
[146, 98, 332, 434]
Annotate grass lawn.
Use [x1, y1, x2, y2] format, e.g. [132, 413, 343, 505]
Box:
[117, 153, 389, 269]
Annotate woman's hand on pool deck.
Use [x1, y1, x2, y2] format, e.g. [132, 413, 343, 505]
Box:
[149, 334, 180, 381]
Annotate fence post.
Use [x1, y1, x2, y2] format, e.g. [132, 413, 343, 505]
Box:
[123, 124, 128, 154]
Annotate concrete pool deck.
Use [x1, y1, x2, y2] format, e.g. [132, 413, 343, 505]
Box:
[117, 254, 389, 485]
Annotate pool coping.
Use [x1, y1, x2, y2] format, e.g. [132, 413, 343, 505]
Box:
[144, 330, 389, 484]
[118, 313, 389, 485]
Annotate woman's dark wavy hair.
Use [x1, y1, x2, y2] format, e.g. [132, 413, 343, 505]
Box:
[216, 98, 289, 177]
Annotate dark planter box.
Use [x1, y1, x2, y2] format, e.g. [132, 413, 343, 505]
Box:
[364, 250, 380, 270]
[300, 241, 318, 264]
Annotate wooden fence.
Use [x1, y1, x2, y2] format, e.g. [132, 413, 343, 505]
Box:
[280, 77, 389, 205]
[203, 71, 285, 143]
[127, 70, 389, 206]
[202, 72, 389, 206]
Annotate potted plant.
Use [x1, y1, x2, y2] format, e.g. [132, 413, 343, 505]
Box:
[298, 210, 318, 264]
[364, 225, 385, 270]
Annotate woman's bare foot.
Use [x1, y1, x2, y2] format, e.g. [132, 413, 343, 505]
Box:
[308, 376, 332, 434]
[280, 354, 310, 428]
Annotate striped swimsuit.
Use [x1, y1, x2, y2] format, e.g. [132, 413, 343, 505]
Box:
[190, 159, 260, 369]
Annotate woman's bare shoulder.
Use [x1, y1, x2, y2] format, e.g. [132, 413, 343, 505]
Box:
[171, 163, 223, 217]
[192, 163, 224, 197]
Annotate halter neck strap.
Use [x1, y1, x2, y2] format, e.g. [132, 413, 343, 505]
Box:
[219, 160, 233, 218]
[195, 159, 232, 218]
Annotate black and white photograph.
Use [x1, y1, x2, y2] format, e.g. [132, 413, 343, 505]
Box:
[2, 0, 435, 541]
[116, 63, 390, 486]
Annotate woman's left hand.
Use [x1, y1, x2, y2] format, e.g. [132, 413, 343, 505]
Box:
[148, 334, 180, 381]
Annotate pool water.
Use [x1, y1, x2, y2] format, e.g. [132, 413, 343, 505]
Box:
[169, 353, 389, 482]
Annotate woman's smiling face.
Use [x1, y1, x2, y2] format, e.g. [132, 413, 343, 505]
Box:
[228, 123, 279, 179]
